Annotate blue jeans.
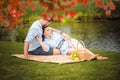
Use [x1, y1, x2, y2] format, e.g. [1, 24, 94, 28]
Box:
[29, 46, 53, 55]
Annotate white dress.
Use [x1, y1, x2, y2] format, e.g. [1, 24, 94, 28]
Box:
[44, 32, 84, 55]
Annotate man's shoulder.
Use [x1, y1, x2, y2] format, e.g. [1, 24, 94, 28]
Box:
[30, 20, 42, 29]
[32, 20, 40, 25]
[33, 20, 39, 23]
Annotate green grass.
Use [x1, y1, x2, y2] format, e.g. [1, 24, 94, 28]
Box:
[0, 41, 120, 80]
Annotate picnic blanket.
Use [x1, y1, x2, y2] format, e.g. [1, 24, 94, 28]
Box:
[12, 54, 82, 64]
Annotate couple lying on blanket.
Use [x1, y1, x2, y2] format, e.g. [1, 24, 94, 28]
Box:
[27, 26, 108, 61]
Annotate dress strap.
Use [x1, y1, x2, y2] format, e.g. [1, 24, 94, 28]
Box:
[56, 39, 65, 49]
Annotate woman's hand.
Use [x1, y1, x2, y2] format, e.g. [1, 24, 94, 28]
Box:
[35, 35, 41, 42]
[61, 32, 70, 40]
[35, 35, 49, 52]
[61, 32, 74, 48]
[68, 43, 73, 48]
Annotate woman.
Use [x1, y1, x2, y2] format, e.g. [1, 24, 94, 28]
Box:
[36, 27, 108, 61]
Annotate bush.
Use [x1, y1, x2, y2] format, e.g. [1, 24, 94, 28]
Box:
[15, 26, 29, 42]
[15, 14, 40, 42]
[0, 26, 11, 41]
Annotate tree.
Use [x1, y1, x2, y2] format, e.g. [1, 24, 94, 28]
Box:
[0, 0, 117, 30]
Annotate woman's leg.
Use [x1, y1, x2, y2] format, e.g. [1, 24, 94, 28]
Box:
[78, 48, 95, 60]
[53, 48, 61, 55]
[96, 55, 108, 60]
[67, 48, 76, 55]
[67, 48, 108, 61]
[67, 48, 96, 60]
[78, 48, 108, 60]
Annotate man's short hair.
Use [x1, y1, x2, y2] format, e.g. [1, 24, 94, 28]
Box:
[42, 15, 53, 22]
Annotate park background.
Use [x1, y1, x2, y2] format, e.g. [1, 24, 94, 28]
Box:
[0, 0, 120, 80]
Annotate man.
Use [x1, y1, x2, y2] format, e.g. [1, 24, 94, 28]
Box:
[24, 16, 68, 58]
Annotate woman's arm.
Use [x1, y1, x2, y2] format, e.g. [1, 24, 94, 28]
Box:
[51, 27, 73, 48]
[36, 35, 49, 52]
[51, 28, 69, 39]
[66, 37, 73, 48]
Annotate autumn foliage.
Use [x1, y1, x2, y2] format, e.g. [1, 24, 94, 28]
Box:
[0, 0, 117, 30]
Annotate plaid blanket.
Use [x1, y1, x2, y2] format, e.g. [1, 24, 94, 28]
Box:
[12, 54, 82, 64]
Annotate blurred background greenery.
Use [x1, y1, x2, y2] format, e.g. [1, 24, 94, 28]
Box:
[0, 0, 120, 52]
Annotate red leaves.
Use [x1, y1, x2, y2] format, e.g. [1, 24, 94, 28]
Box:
[0, 0, 117, 30]
[0, 14, 6, 20]
[94, 0, 116, 16]
[23, 2, 29, 8]
[38, 0, 117, 22]
[70, 10, 77, 18]
[9, 0, 15, 3]
[77, 0, 82, 3]
[77, 0, 88, 5]
[0, 16, 2, 20]
[30, 4, 36, 11]
[106, 10, 111, 16]
[71, 1, 77, 6]
[65, 11, 69, 17]
[24, 2, 36, 11]
[103, 5, 108, 11]
[64, 10, 76, 18]
[110, 4, 116, 11]
[58, 15, 63, 22]
[9, 6, 19, 20]
[28, 0, 32, 2]
[0, 0, 32, 30]
[39, 0, 78, 22]
[83, 0, 88, 5]
[95, 0, 103, 8]
[62, 0, 67, 2]
[51, 0, 57, 4]
[57, 1, 61, 7]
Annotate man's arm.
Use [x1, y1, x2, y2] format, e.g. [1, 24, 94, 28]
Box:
[24, 41, 29, 58]
[36, 35, 49, 52]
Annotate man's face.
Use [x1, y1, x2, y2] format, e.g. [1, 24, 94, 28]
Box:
[42, 20, 52, 28]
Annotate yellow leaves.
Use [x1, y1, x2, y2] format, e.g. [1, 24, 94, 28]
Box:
[70, 50, 80, 61]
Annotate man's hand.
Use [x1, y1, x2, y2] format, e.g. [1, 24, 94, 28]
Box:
[24, 53, 28, 58]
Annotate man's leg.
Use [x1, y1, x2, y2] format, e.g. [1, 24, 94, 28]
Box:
[29, 46, 53, 55]
[29, 47, 60, 55]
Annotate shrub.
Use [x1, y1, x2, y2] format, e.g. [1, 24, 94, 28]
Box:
[15, 26, 29, 42]
[0, 26, 11, 41]
[15, 14, 40, 42]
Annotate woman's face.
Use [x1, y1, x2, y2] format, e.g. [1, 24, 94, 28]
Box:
[43, 27, 52, 38]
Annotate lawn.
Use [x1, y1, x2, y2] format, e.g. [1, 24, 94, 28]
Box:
[0, 41, 120, 80]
